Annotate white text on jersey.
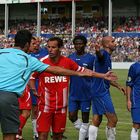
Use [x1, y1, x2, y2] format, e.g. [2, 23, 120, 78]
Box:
[45, 76, 67, 83]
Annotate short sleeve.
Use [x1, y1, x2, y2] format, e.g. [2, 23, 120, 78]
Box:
[29, 56, 49, 72]
[126, 64, 135, 87]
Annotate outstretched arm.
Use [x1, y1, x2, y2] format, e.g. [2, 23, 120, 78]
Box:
[45, 66, 117, 81]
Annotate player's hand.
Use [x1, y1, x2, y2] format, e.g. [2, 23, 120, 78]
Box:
[80, 68, 94, 77]
[127, 100, 131, 112]
[104, 71, 118, 81]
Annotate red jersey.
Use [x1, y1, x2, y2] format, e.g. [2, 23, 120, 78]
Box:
[18, 85, 32, 110]
[32, 55, 84, 113]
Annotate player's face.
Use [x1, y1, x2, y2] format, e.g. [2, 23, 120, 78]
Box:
[74, 39, 85, 54]
[47, 40, 61, 58]
[108, 37, 116, 51]
[29, 39, 40, 53]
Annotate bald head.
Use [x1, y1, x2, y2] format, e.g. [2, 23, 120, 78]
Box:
[102, 36, 113, 47]
[102, 36, 116, 53]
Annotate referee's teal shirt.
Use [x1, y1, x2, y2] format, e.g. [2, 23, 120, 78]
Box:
[0, 48, 49, 96]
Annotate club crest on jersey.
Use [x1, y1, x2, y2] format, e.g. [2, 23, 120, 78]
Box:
[127, 76, 131, 82]
[45, 76, 67, 83]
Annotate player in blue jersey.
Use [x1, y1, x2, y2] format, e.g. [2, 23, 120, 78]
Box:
[126, 46, 140, 140]
[68, 35, 95, 140]
[29, 37, 48, 140]
[89, 36, 126, 140]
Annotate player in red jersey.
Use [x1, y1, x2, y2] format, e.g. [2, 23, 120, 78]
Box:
[30, 37, 117, 140]
[16, 85, 31, 140]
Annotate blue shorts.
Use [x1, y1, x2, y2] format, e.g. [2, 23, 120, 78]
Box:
[30, 90, 37, 105]
[131, 108, 140, 123]
[68, 99, 91, 112]
[91, 93, 115, 115]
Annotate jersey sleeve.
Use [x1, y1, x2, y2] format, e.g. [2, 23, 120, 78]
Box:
[68, 58, 85, 72]
[126, 64, 135, 87]
[29, 55, 49, 72]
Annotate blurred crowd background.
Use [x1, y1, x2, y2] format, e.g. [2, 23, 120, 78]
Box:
[0, 17, 139, 62]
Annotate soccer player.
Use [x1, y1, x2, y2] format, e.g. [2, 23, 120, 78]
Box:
[126, 46, 140, 140]
[29, 37, 48, 140]
[0, 29, 115, 140]
[68, 35, 95, 140]
[30, 37, 117, 140]
[89, 36, 126, 140]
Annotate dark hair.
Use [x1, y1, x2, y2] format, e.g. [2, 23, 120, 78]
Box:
[48, 37, 63, 48]
[73, 35, 87, 45]
[138, 46, 140, 52]
[14, 30, 32, 49]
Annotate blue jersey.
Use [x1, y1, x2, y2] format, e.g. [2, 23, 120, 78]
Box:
[92, 49, 111, 97]
[126, 62, 140, 108]
[69, 52, 95, 101]
[30, 47, 48, 59]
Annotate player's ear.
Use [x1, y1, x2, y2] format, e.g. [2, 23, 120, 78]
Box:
[24, 42, 30, 53]
[59, 47, 64, 52]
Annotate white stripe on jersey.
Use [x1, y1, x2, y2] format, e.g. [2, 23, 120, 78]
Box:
[81, 67, 85, 72]
[26, 90, 31, 102]
[61, 87, 67, 113]
[77, 66, 85, 72]
[36, 111, 41, 121]
[44, 87, 50, 113]
[40, 55, 49, 62]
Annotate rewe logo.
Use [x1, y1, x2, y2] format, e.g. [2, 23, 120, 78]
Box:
[45, 76, 67, 83]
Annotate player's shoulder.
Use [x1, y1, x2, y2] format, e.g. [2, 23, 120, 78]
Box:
[68, 52, 76, 58]
[86, 52, 95, 59]
[134, 62, 140, 68]
[131, 62, 139, 67]
[61, 55, 71, 61]
[61, 55, 76, 64]
[39, 47, 48, 53]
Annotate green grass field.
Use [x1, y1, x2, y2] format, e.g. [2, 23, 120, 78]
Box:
[0, 69, 132, 140]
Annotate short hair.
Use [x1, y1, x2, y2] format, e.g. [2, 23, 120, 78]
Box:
[73, 35, 87, 45]
[48, 37, 63, 48]
[138, 46, 140, 52]
[32, 36, 37, 40]
[14, 30, 32, 49]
